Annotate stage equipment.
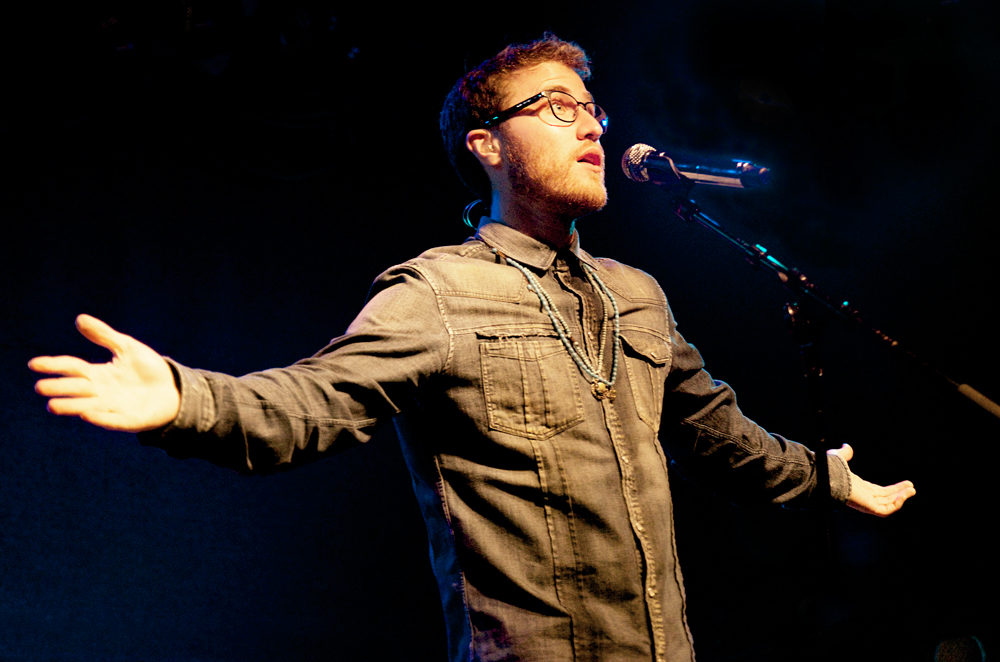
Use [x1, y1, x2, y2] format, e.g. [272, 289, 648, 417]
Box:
[622, 142, 1000, 504]
[622, 143, 770, 189]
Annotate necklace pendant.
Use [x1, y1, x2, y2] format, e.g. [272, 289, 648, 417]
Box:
[591, 381, 616, 401]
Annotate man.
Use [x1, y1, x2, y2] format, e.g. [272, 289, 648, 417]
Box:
[30, 35, 914, 662]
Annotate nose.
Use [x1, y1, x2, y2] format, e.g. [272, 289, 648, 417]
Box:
[577, 107, 604, 141]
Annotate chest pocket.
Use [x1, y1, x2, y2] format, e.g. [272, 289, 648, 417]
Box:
[620, 328, 672, 433]
[479, 332, 585, 440]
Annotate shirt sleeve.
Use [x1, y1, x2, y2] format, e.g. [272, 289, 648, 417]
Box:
[137, 267, 450, 474]
[658, 310, 851, 508]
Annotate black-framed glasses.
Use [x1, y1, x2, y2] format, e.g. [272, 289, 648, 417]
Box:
[482, 90, 609, 133]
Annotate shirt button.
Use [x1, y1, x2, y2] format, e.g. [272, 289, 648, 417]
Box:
[622, 455, 630, 464]
[647, 587, 657, 597]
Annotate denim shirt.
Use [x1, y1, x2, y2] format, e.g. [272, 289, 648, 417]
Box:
[142, 221, 850, 662]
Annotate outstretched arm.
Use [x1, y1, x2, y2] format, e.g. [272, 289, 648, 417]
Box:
[28, 314, 180, 432]
[28, 269, 449, 474]
[661, 308, 916, 515]
[828, 444, 916, 517]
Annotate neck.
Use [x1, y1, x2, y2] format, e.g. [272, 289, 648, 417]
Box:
[490, 191, 576, 249]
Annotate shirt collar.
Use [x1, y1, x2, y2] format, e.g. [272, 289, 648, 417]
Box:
[474, 218, 599, 272]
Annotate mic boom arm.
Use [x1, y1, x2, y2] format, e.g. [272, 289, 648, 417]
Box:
[668, 195, 1000, 421]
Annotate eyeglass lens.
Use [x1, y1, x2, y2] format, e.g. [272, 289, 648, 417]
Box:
[546, 91, 606, 128]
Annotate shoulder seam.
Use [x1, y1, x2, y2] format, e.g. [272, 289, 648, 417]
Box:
[406, 263, 456, 376]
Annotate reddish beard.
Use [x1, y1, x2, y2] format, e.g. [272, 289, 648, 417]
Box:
[501, 130, 607, 222]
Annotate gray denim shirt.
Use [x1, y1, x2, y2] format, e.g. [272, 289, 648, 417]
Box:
[142, 221, 850, 662]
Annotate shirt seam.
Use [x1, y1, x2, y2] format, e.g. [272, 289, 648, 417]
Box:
[405, 263, 457, 376]
[681, 419, 812, 465]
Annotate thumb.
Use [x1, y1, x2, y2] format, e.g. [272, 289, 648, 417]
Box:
[828, 443, 854, 463]
[75, 314, 127, 355]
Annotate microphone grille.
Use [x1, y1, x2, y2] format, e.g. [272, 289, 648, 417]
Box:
[621, 143, 656, 182]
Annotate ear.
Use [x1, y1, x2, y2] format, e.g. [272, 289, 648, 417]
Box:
[466, 128, 502, 168]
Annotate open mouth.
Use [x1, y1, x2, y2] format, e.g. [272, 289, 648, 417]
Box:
[578, 151, 603, 168]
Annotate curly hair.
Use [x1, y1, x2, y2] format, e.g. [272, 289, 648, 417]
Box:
[439, 33, 592, 201]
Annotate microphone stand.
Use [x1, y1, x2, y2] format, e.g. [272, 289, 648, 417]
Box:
[662, 188, 1000, 639]
[666, 193, 1000, 429]
[648, 179, 999, 644]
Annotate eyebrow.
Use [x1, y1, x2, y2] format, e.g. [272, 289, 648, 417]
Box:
[546, 84, 594, 103]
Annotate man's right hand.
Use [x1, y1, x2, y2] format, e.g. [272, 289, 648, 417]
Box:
[29, 314, 181, 432]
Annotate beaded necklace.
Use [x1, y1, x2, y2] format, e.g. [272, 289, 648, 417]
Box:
[495, 248, 621, 400]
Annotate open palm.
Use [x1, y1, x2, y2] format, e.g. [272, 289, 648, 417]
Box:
[29, 314, 180, 432]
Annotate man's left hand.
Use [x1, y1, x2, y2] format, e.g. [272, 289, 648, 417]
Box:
[828, 444, 916, 517]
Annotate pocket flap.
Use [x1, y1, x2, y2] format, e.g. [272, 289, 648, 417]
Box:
[475, 325, 559, 340]
[620, 329, 671, 365]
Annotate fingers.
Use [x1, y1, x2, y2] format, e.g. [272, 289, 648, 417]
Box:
[867, 480, 916, 504]
[44, 397, 137, 432]
[890, 483, 917, 509]
[33, 371, 99, 418]
[46, 395, 99, 417]
[847, 476, 916, 517]
[34, 377, 95, 398]
[28, 314, 127, 375]
[28, 355, 96, 377]
[75, 314, 126, 354]
[881, 487, 916, 516]
[884, 480, 916, 494]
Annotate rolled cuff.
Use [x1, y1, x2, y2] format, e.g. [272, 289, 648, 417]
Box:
[827, 451, 853, 504]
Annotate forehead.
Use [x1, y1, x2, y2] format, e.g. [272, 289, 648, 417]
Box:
[501, 61, 593, 106]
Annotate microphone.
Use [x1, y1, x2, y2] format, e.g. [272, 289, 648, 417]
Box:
[621, 143, 771, 189]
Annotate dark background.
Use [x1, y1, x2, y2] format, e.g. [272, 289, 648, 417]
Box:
[3, 1, 996, 660]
